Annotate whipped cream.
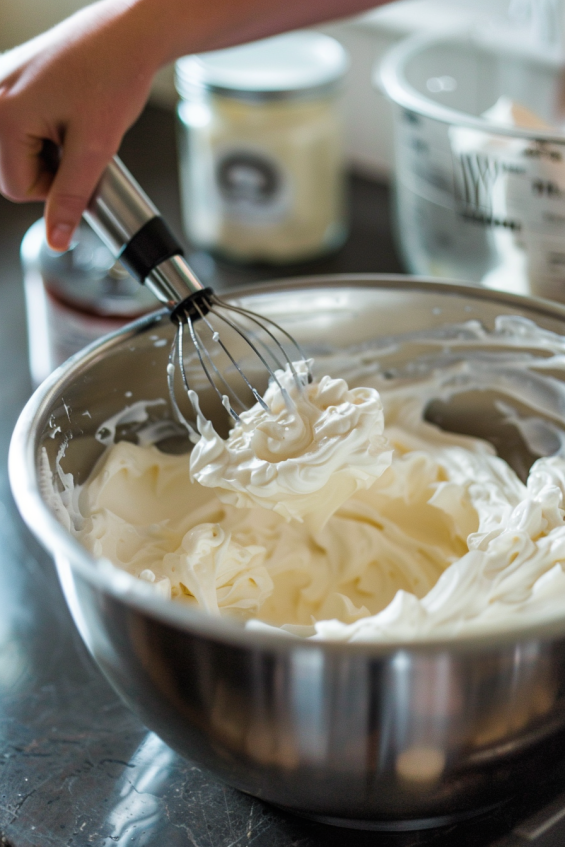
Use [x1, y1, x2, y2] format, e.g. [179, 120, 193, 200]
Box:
[189, 361, 392, 527]
[51, 317, 565, 642]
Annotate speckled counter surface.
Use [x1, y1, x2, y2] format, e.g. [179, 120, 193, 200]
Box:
[3, 105, 565, 847]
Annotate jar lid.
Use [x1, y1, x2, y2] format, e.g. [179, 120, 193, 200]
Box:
[175, 31, 349, 102]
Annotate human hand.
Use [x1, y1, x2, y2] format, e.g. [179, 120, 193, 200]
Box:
[0, 0, 161, 251]
[0, 0, 385, 253]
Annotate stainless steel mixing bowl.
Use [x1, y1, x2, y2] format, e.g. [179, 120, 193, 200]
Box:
[10, 275, 565, 830]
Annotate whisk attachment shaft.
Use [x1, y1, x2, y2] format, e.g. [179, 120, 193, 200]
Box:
[170, 287, 214, 323]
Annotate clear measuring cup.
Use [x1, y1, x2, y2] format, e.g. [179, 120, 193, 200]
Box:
[379, 32, 565, 302]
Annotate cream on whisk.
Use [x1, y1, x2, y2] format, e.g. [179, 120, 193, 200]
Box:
[188, 361, 393, 526]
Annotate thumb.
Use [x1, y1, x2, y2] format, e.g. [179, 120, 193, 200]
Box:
[44, 130, 116, 251]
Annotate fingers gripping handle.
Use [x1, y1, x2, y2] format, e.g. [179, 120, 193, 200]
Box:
[84, 156, 204, 310]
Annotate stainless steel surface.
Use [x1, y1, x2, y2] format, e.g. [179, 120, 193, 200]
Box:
[12, 275, 565, 827]
[144, 254, 204, 310]
[85, 156, 159, 252]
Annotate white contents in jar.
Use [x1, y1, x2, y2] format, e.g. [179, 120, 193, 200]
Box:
[175, 33, 348, 263]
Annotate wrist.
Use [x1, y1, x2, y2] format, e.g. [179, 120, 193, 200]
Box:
[109, 0, 194, 70]
[77, 0, 170, 78]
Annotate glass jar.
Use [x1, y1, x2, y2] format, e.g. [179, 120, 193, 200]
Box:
[21, 220, 158, 386]
[175, 32, 349, 264]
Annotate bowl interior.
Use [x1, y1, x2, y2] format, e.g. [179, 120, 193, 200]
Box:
[18, 278, 565, 825]
[35, 278, 565, 490]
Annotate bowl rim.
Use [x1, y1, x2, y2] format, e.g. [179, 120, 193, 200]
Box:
[11, 273, 565, 655]
[378, 31, 565, 144]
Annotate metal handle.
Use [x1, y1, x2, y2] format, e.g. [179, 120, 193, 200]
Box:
[84, 156, 204, 311]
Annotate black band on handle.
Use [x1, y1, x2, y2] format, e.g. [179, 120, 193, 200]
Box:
[119, 216, 184, 282]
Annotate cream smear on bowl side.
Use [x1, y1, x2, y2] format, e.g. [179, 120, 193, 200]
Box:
[46, 316, 565, 642]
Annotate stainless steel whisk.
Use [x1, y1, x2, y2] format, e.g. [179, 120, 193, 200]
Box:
[85, 157, 311, 431]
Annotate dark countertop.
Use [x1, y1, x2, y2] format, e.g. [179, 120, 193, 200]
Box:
[2, 104, 565, 847]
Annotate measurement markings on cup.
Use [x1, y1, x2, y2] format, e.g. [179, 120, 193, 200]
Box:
[458, 152, 501, 212]
[453, 152, 522, 230]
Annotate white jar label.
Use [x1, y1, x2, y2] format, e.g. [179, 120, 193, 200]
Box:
[214, 145, 292, 225]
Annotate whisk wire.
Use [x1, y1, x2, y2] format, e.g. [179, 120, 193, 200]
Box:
[190, 315, 250, 413]
[177, 317, 190, 396]
[167, 291, 313, 433]
[192, 299, 271, 413]
[212, 295, 312, 385]
[206, 305, 293, 408]
[225, 318, 287, 375]
[166, 324, 198, 438]
[187, 307, 242, 422]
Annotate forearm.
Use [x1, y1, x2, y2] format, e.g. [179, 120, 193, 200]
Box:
[0, 0, 388, 249]
[119, 0, 383, 69]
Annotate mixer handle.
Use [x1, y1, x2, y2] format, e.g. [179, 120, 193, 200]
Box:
[84, 156, 205, 311]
